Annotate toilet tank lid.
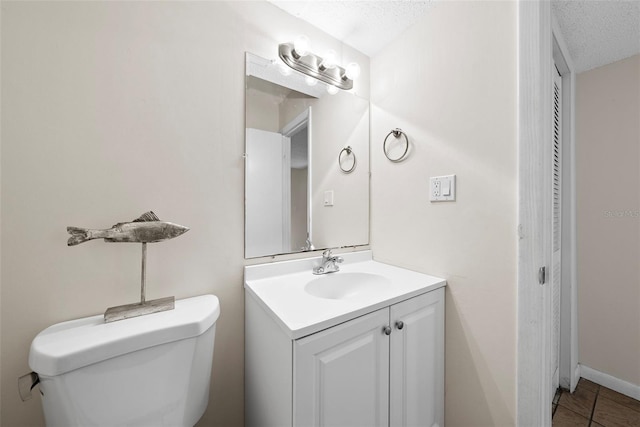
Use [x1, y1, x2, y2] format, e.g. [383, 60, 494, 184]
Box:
[29, 294, 220, 377]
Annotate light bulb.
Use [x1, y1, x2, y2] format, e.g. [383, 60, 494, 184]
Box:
[293, 35, 310, 57]
[326, 84, 339, 95]
[305, 76, 318, 86]
[320, 49, 337, 70]
[344, 62, 361, 80]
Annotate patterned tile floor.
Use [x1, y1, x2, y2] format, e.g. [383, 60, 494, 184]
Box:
[553, 378, 640, 426]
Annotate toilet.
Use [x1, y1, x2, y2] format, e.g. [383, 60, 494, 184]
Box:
[28, 294, 220, 427]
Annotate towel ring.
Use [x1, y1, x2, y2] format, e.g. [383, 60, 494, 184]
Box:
[338, 146, 357, 173]
[383, 128, 409, 162]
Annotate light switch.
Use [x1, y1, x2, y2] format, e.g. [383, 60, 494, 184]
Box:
[430, 175, 456, 202]
[442, 179, 451, 196]
[324, 190, 334, 206]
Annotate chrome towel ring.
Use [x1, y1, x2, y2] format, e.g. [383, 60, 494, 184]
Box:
[338, 146, 357, 173]
[383, 128, 409, 162]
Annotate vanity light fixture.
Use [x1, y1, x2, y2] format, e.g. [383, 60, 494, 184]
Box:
[279, 36, 359, 91]
[320, 49, 337, 70]
[344, 62, 361, 80]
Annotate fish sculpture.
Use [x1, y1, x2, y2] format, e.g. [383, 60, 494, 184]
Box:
[67, 211, 189, 246]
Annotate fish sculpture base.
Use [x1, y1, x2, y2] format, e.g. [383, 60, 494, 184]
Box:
[104, 296, 175, 323]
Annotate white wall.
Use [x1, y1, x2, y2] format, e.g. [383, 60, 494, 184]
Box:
[576, 54, 640, 386]
[278, 90, 370, 251]
[371, 2, 518, 425]
[310, 91, 370, 250]
[0, 2, 368, 426]
[246, 79, 282, 133]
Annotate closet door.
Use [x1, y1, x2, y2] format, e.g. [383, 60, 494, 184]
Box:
[390, 288, 445, 427]
[551, 64, 563, 395]
[294, 308, 390, 427]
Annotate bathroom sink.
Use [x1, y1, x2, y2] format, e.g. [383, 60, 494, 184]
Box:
[304, 272, 392, 300]
[244, 251, 446, 338]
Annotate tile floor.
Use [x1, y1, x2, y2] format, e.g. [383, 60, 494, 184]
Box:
[553, 378, 640, 427]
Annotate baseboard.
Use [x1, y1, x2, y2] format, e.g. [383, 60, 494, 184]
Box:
[560, 364, 580, 392]
[571, 364, 581, 393]
[579, 364, 640, 400]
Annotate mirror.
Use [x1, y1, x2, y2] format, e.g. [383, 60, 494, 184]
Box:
[245, 53, 369, 258]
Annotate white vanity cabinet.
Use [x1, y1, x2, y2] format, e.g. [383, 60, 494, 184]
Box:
[294, 308, 390, 427]
[389, 289, 445, 427]
[246, 286, 445, 427]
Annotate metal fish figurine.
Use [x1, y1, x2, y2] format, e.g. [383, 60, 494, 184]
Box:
[67, 211, 189, 246]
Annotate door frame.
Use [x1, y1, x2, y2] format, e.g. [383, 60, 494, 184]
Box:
[517, 1, 553, 425]
[281, 107, 313, 247]
[518, 2, 579, 424]
[551, 13, 579, 394]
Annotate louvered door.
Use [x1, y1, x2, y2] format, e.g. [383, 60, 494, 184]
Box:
[551, 65, 562, 395]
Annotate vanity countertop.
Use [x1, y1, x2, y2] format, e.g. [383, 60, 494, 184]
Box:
[244, 250, 446, 339]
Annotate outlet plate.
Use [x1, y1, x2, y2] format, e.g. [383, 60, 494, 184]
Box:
[430, 175, 456, 202]
[432, 180, 441, 198]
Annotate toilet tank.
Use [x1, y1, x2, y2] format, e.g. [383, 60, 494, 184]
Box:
[29, 295, 220, 427]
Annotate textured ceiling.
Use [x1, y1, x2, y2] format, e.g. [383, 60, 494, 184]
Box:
[552, 0, 640, 73]
[268, 0, 433, 57]
[270, 1, 640, 73]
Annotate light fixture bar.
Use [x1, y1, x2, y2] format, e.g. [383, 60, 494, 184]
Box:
[279, 43, 354, 91]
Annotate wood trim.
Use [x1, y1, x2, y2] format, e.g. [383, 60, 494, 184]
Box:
[517, 0, 553, 425]
[580, 364, 640, 401]
[551, 14, 574, 73]
[551, 14, 579, 394]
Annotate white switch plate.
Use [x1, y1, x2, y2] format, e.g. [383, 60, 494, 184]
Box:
[430, 175, 456, 202]
[324, 190, 334, 206]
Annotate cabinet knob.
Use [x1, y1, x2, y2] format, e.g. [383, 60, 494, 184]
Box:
[383, 326, 392, 335]
[395, 321, 404, 330]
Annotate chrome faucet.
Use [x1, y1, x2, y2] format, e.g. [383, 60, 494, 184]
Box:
[313, 249, 344, 275]
[301, 237, 315, 251]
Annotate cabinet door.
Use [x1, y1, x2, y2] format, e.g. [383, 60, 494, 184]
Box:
[294, 309, 390, 427]
[390, 288, 445, 427]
